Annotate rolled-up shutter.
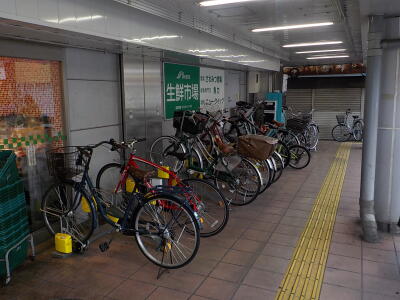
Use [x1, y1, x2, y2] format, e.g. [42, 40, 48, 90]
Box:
[285, 89, 312, 112]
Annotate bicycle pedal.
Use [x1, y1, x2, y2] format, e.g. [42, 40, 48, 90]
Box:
[99, 242, 110, 252]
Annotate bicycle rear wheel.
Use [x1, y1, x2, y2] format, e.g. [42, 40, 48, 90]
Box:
[353, 120, 363, 141]
[288, 145, 311, 169]
[41, 180, 96, 244]
[182, 179, 229, 237]
[332, 125, 351, 142]
[134, 194, 200, 269]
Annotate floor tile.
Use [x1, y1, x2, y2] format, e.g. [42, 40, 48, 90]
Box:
[363, 247, 397, 264]
[363, 260, 400, 280]
[269, 233, 299, 247]
[253, 255, 289, 274]
[222, 249, 256, 266]
[232, 239, 263, 253]
[363, 275, 400, 297]
[107, 279, 156, 300]
[320, 283, 361, 300]
[363, 291, 400, 300]
[262, 243, 295, 259]
[232, 285, 276, 300]
[242, 228, 272, 242]
[195, 278, 238, 300]
[210, 262, 247, 282]
[242, 268, 283, 291]
[326, 254, 361, 273]
[147, 287, 190, 300]
[329, 242, 361, 259]
[323, 268, 361, 289]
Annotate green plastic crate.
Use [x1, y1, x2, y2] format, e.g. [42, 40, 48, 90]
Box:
[0, 205, 27, 232]
[0, 180, 24, 206]
[0, 193, 26, 219]
[0, 151, 19, 187]
[0, 219, 29, 250]
[0, 240, 28, 277]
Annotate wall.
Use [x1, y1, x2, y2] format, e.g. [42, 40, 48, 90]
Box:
[65, 48, 122, 177]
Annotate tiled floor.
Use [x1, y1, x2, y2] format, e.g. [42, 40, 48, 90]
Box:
[2, 141, 400, 300]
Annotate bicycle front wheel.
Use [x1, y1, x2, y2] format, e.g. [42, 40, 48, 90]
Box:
[182, 179, 229, 237]
[353, 121, 363, 141]
[332, 125, 351, 142]
[134, 194, 200, 269]
[150, 136, 186, 173]
[288, 145, 311, 169]
[41, 180, 96, 244]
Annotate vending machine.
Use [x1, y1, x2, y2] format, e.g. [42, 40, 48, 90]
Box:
[264, 92, 283, 123]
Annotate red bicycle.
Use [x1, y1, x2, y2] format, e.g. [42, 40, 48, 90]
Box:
[95, 138, 229, 237]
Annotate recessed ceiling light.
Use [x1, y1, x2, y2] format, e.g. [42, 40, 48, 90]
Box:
[306, 55, 349, 59]
[296, 49, 346, 54]
[283, 41, 343, 48]
[200, 0, 257, 7]
[252, 22, 333, 32]
[188, 49, 227, 53]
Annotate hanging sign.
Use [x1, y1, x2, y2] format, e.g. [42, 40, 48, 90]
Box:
[163, 63, 200, 119]
[163, 63, 225, 119]
[200, 68, 225, 113]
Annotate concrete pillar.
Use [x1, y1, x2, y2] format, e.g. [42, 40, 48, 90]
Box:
[359, 15, 384, 242]
[374, 17, 400, 233]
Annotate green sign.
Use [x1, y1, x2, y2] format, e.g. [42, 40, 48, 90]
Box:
[164, 63, 200, 119]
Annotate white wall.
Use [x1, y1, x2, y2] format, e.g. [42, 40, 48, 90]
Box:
[65, 48, 122, 178]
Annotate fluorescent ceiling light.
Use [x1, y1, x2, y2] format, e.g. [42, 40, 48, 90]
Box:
[46, 15, 103, 24]
[238, 60, 265, 63]
[188, 49, 227, 53]
[124, 35, 180, 43]
[307, 55, 349, 60]
[215, 55, 248, 58]
[253, 22, 333, 32]
[283, 41, 343, 48]
[296, 49, 346, 54]
[200, 0, 256, 7]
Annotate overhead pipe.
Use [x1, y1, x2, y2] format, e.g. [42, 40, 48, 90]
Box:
[359, 15, 384, 243]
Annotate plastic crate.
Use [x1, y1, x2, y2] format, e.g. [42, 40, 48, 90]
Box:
[0, 180, 24, 206]
[0, 204, 27, 232]
[0, 193, 26, 218]
[0, 151, 19, 187]
[0, 219, 29, 250]
[0, 240, 28, 277]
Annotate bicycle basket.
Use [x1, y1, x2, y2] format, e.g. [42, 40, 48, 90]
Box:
[286, 118, 309, 132]
[46, 147, 86, 180]
[336, 115, 345, 125]
[173, 111, 206, 135]
[238, 135, 278, 161]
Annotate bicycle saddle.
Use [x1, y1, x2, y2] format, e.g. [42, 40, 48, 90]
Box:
[128, 167, 155, 181]
[353, 116, 359, 119]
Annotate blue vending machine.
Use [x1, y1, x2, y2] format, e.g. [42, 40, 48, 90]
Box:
[264, 92, 283, 123]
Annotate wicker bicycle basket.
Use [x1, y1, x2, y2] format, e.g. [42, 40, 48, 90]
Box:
[46, 147, 85, 180]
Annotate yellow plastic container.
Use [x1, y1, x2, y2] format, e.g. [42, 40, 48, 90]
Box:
[126, 176, 136, 193]
[158, 166, 170, 179]
[55, 233, 72, 254]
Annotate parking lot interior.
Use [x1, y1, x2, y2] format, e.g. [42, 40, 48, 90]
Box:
[1, 1, 400, 300]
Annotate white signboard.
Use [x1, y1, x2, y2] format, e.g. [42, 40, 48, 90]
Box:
[200, 68, 225, 113]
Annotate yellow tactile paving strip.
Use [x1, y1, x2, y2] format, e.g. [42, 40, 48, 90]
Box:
[275, 143, 352, 300]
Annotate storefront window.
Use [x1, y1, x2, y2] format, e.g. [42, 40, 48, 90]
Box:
[0, 57, 65, 231]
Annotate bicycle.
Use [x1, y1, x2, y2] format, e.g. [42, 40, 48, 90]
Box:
[150, 111, 262, 206]
[331, 109, 364, 142]
[41, 140, 201, 269]
[96, 139, 229, 237]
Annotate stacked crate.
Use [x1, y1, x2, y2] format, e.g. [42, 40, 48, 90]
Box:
[0, 150, 29, 277]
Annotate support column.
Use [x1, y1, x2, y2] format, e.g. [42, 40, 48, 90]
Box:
[360, 15, 384, 242]
[374, 17, 400, 233]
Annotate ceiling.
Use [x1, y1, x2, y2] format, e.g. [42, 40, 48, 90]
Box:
[123, 0, 363, 66]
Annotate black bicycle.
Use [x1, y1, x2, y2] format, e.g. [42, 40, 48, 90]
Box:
[41, 140, 201, 269]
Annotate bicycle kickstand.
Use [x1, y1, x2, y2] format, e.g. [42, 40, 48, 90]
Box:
[99, 230, 117, 253]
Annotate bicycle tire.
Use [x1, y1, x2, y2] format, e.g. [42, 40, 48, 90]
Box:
[41, 180, 96, 244]
[150, 136, 186, 172]
[332, 125, 351, 142]
[275, 141, 290, 168]
[353, 120, 363, 141]
[288, 145, 311, 169]
[133, 193, 200, 269]
[271, 152, 284, 183]
[182, 178, 229, 237]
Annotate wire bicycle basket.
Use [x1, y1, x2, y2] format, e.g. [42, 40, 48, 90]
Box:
[46, 147, 87, 180]
[336, 115, 346, 125]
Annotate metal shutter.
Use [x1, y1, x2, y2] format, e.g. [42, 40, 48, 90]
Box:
[314, 88, 362, 111]
[313, 88, 362, 139]
[286, 89, 312, 112]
